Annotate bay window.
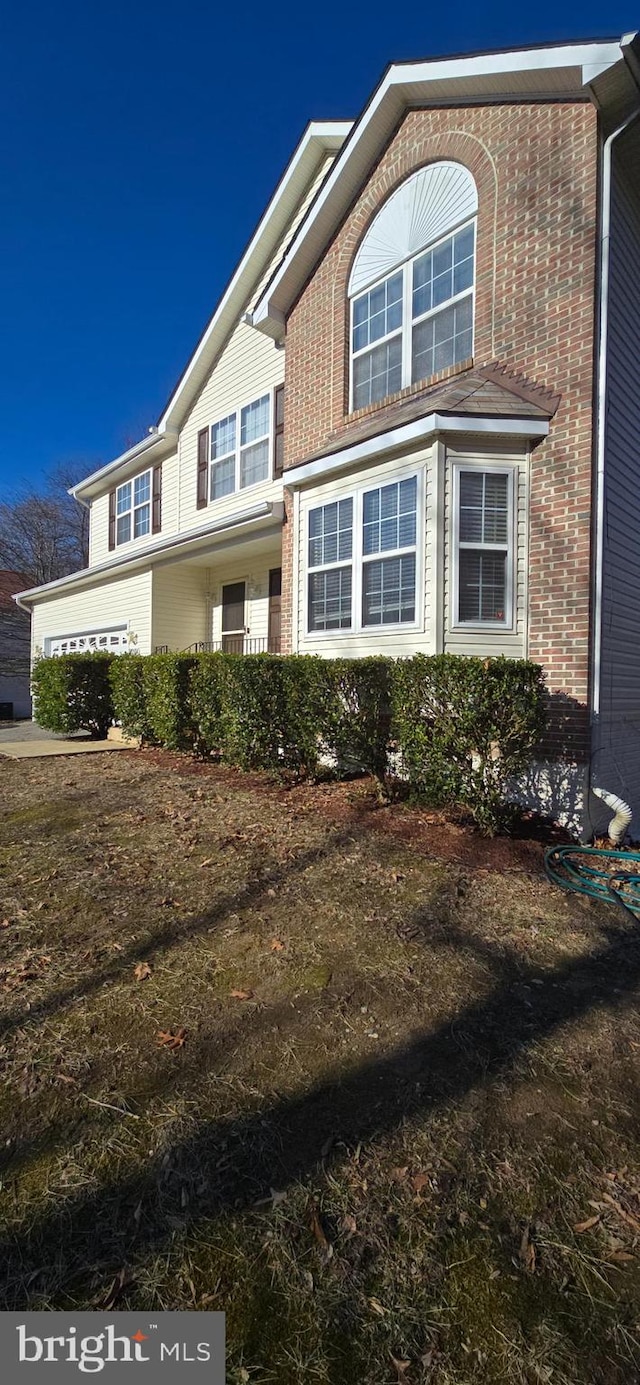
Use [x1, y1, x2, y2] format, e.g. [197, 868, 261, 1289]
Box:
[307, 474, 419, 634]
[453, 467, 514, 627]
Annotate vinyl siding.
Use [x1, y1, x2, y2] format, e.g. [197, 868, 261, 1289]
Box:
[31, 570, 153, 660]
[89, 451, 179, 567]
[209, 550, 281, 647]
[294, 440, 528, 658]
[593, 141, 640, 825]
[151, 564, 209, 652]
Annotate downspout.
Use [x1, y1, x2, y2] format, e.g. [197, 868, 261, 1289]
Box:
[591, 99, 640, 722]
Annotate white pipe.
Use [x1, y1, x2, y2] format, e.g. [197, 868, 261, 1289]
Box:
[591, 103, 640, 721]
[591, 786, 633, 843]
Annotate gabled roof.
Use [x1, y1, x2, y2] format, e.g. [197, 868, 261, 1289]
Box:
[72, 120, 352, 502]
[251, 37, 633, 340]
[289, 361, 559, 469]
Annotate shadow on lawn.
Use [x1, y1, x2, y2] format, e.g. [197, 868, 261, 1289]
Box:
[1, 886, 639, 1308]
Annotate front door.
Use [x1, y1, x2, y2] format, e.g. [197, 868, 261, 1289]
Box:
[268, 568, 282, 653]
[221, 581, 246, 653]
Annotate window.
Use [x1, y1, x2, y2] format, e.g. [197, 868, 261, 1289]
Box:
[306, 473, 419, 635]
[115, 470, 151, 545]
[210, 394, 271, 501]
[351, 223, 475, 410]
[454, 468, 513, 626]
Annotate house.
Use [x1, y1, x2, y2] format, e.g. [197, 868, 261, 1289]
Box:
[14, 34, 640, 836]
[0, 571, 31, 719]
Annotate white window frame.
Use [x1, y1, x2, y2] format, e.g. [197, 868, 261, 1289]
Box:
[115, 469, 152, 546]
[450, 463, 516, 632]
[209, 391, 273, 503]
[305, 466, 425, 639]
[349, 218, 476, 413]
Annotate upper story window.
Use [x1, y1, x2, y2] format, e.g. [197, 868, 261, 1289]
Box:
[198, 388, 282, 510]
[108, 464, 162, 552]
[348, 162, 478, 411]
[116, 470, 151, 544]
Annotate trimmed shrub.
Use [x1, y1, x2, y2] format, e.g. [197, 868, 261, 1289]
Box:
[327, 657, 392, 787]
[189, 653, 225, 757]
[391, 654, 547, 833]
[32, 652, 115, 738]
[140, 653, 198, 750]
[109, 654, 151, 740]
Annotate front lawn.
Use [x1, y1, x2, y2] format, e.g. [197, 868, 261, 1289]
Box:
[1, 750, 640, 1383]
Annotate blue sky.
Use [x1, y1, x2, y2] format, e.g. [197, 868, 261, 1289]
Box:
[0, 0, 636, 491]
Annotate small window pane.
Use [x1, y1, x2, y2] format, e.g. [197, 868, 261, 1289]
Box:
[241, 395, 270, 446]
[362, 555, 416, 626]
[308, 568, 352, 631]
[353, 337, 402, 409]
[308, 499, 353, 568]
[134, 472, 150, 506]
[363, 477, 417, 556]
[351, 272, 403, 352]
[116, 483, 131, 516]
[240, 440, 269, 488]
[134, 504, 150, 538]
[212, 414, 236, 458]
[116, 513, 131, 545]
[211, 456, 235, 500]
[460, 472, 509, 545]
[458, 550, 506, 623]
[412, 295, 473, 383]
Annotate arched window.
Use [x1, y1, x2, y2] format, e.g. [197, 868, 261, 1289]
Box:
[348, 162, 477, 411]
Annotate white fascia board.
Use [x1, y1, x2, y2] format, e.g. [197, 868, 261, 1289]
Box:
[14, 501, 283, 606]
[71, 430, 179, 502]
[285, 413, 549, 486]
[156, 121, 352, 432]
[252, 40, 623, 336]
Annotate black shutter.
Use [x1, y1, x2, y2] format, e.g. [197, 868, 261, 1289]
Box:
[273, 385, 285, 479]
[152, 463, 162, 533]
[197, 428, 209, 509]
[108, 489, 116, 550]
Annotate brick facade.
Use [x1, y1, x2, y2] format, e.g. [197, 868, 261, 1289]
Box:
[282, 103, 599, 756]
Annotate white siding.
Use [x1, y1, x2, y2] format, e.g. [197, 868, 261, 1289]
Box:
[209, 550, 281, 647]
[593, 140, 640, 828]
[151, 564, 209, 652]
[31, 570, 153, 660]
[89, 451, 179, 567]
[294, 439, 528, 659]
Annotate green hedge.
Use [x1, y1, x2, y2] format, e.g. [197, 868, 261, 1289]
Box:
[32, 651, 115, 739]
[33, 649, 547, 833]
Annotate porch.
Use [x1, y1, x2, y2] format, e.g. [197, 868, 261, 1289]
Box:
[150, 528, 282, 656]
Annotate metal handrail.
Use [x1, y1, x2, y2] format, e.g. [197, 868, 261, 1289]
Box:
[182, 638, 282, 655]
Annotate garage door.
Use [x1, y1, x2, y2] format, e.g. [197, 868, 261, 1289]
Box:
[47, 627, 131, 657]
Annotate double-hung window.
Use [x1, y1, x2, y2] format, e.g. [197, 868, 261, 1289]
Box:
[307, 473, 419, 634]
[210, 394, 270, 501]
[351, 222, 475, 411]
[454, 468, 513, 627]
[115, 470, 151, 545]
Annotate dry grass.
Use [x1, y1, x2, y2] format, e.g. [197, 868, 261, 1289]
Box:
[1, 749, 640, 1383]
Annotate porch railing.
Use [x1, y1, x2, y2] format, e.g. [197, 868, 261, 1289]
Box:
[183, 637, 281, 655]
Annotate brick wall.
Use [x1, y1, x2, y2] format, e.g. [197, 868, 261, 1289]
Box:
[283, 103, 599, 756]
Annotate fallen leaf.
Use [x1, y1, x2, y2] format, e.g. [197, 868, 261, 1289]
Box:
[573, 1214, 601, 1234]
[412, 1173, 429, 1194]
[199, 858, 215, 868]
[607, 1249, 635, 1263]
[369, 1297, 388, 1317]
[0, 919, 11, 929]
[390, 1356, 411, 1379]
[342, 1214, 357, 1237]
[391, 1166, 409, 1183]
[156, 1028, 186, 1050]
[270, 938, 285, 952]
[308, 1200, 333, 1260]
[230, 989, 254, 1001]
[134, 962, 152, 981]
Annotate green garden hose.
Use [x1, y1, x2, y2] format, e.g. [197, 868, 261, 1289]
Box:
[544, 844, 640, 920]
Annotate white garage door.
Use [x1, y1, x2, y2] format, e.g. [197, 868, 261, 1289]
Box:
[47, 627, 131, 657]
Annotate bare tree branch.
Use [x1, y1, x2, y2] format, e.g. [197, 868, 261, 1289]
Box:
[0, 463, 90, 587]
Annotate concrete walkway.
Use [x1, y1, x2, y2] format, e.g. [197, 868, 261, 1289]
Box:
[0, 722, 134, 759]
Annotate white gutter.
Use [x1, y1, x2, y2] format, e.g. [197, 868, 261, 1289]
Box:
[285, 410, 549, 486]
[70, 430, 179, 502]
[591, 84, 640, 720]
[13, 501, 283, 607]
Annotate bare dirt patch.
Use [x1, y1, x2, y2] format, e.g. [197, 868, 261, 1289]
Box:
[1, 749, 640, 1383]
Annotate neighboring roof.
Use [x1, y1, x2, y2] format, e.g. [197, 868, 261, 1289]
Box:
[295, 362, 560, 466]
[251, 37, 635, 339]
[0, 572, 30, 611]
